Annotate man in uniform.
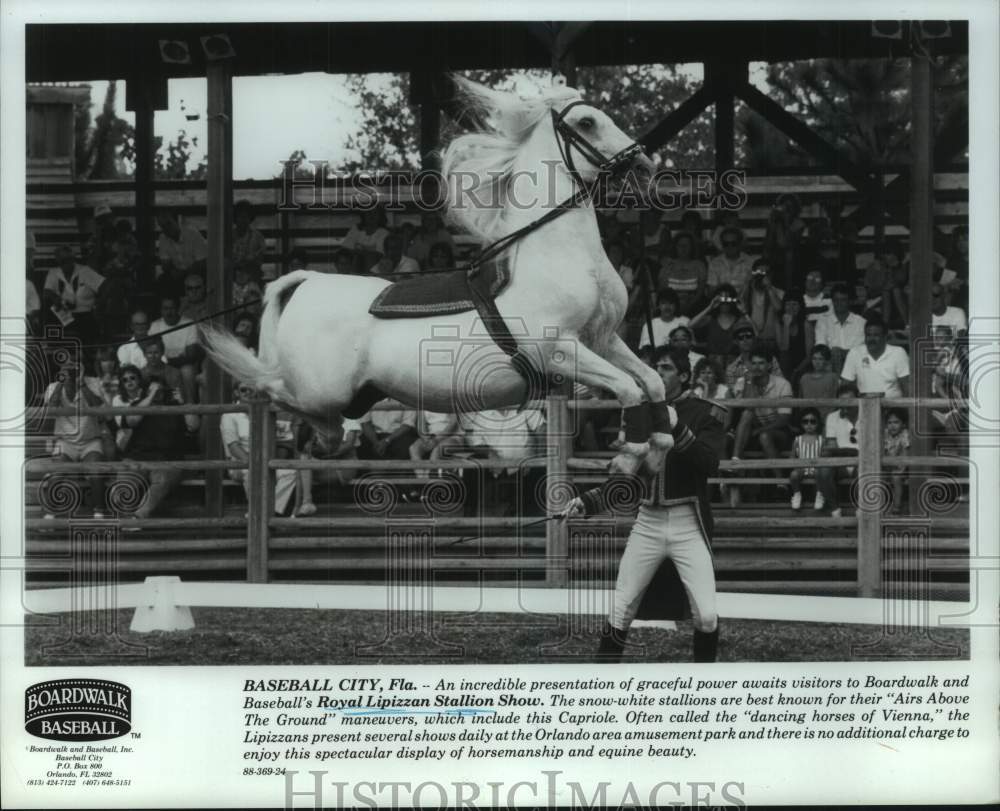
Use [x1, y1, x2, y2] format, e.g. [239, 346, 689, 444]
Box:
[564, 345, 727, 663]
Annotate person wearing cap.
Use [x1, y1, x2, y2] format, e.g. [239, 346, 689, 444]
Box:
[563, 346, 727, 663]
[706, 226, 755, 294]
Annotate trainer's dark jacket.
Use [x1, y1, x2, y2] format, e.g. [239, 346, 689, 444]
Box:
[579, 392, 727, 620]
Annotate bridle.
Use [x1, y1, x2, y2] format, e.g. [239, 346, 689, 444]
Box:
[551, 99, 645, 191]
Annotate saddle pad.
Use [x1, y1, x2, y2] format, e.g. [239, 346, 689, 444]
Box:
[368, 256, 510, 319]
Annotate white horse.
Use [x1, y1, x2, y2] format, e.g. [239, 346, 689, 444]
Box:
[205, 78, 672, 466]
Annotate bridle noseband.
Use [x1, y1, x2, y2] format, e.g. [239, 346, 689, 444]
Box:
[551, 99, 645, 190]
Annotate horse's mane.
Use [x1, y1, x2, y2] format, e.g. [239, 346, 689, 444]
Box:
[441, 77, 581, 243]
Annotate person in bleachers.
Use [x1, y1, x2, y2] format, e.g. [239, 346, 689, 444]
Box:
[341, 206, 389, 271]
[763, 193, 806, 290]
[788, 408, 824, 512]
[117, 371, 201, 529]
[813, 283, 866, 374]
[232, 260, 263, 313]
[156, 212, 207, 297]
[138, 336, 184, 394]
[232, 200, 267, 279]
[668, 325, 705, 372]
[776, 289, 809, 381]
[85, 203, 117, 272]
[688, 284, 744, 371]
[739, 259, 784, 355]
[409, 211, 454, 269]
[931, 332, 969, 439]
[425, 241, 455, 273]
[883, 408, 911, 515]
[296, 416, 363, 515]
[862, 242, 902, 306]
[840, 317, 910, 399]
[409, 411, 463, 483]
[359, 399, 417, 461]
[706, 226, 754, 295]
[232, 312, 259, 352]
[96, 250, 135, 340]
[691, 357, 730, 403]
[117, 309, 152, 370]
[41, 358, 108, 520]
[221, 382, 297, 517]
[730, 342, 794, 503]
[930, 282, 968, 341]
[797, 344, 840, 418]
[26, 231, 41, 336]
[638, 208, 671, 258]
[724, 319, 783, 398]
[638, 287, 688, 352]
[801, 268, 832, 347]
[370, 232, 419, 277]
[43, 245, 106, 350]
[150, 295, 201, 403]
[816, 382, 862, 518]
[658, 233, 706, 313]
[882, 262, 911, 338]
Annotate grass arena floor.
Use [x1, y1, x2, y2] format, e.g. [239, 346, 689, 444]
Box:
[24, 608, 969, 666]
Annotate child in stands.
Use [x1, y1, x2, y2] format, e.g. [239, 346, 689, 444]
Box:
[788, 407, 824, 511]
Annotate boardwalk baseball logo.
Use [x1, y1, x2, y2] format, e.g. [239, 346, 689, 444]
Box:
[25, 679, 131, 741]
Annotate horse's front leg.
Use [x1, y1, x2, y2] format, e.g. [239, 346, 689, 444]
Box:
[548, 341, 669, 480]
[601, 335, 676, 475]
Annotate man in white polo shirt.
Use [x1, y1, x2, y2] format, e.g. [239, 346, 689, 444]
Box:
[840, 317, 910, 398]
[814, 283, 866, 373]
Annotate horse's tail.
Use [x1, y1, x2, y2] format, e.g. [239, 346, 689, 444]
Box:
[202, 270, 312, 403]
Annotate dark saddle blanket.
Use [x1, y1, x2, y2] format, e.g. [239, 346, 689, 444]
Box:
[368, 257, 510, 319]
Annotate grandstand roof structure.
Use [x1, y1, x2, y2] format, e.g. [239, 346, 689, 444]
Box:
[26, 20, 968, 82]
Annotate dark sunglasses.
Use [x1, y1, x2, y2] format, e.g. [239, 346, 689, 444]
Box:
[122, 374, 140, 382]
[736, 333, 754, 340]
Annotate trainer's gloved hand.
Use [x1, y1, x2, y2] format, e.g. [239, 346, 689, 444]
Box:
[561, 497, 586, 519]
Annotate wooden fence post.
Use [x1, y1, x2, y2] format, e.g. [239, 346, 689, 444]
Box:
[856, 394, 884, 597]
[247, 398, 275, 583]
[545, 391, 572, 586]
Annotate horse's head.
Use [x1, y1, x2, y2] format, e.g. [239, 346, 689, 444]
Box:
[550, 99, 656, 185]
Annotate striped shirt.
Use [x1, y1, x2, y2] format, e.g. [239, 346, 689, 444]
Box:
[793, 433, 824, 462]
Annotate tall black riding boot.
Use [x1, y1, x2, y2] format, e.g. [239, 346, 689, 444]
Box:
[596, 622, 629, 662]
[692, 626, 720, 663]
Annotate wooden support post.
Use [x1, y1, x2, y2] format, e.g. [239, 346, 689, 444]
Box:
[419, 101, 441, 172]
[280, 209, 290, 275]
[246, 398, 275, 583]
[545, 391, 572, 586]
[205, 59, 234, 518]
[705, 61, 741, 174]
[130, 79, 157, 292]
[909, 53, 935, 499]
[856, 394, 884, 598]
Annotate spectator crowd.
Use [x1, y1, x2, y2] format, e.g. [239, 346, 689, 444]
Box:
[26, 195, 969, 523]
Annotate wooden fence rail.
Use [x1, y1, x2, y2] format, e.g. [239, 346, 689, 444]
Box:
[23, 394, 970, 594]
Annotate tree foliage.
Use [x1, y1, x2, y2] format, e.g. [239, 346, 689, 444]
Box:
[741, 56, 968, 171]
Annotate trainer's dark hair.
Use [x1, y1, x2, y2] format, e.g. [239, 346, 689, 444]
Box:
[651, 345, 692, 388]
